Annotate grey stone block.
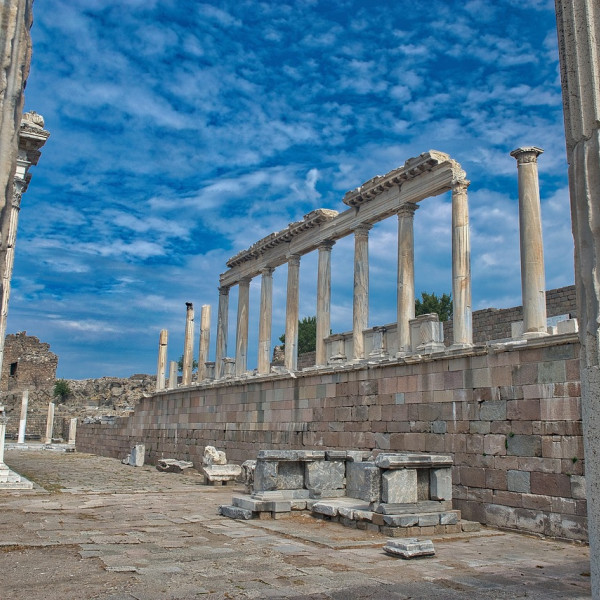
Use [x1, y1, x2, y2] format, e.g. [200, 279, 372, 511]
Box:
[430, 468, 453, 501]
[507, 470, 531, 493]
[382, 469, 418, 503]
[440, 511, 459, 525]
[418, 513, 440, 527]
[254, 460, 278, 491]
[383, 538, 435, 558]
[374, 500, 451, 514]
[431, 420, 447, 434]
[232, 496, 266, 512]
[346, 451, 371, 462]
[346, 462, 381, 502]
[383, 514, 418, 527]
[129, 444, 145, 467]
[305, 460, 345, 492]
[325, 450, 347, 460]
[479, 400, 507, 421]
[219, 505, 253, 520]
[507, 435, 542, 457]
[570, 475, 586, 499]
[375, 453, 453, 469]
[312, 502, 339, 517]
[308, 488, 346, 499]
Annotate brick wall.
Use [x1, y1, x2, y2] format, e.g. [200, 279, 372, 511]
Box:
[77, 334, 586, 541]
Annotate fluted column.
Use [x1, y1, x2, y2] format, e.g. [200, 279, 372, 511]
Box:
[215, 286, 229, 379]
[284, 255, 301, 371]
[258, 268, 274, 374]
[397, 203, 419, 356]
[555, 2, 600, 593]
[316, 241, 334, 366]
[353, 225, 371, 360]
[156, 329, 168, 391]
[451, 179, 473, 347]
[181, 302, 195, 386]
[236, 278, 250, 376]
[510, 147, 548, 337]
[198, 304, 211, 380]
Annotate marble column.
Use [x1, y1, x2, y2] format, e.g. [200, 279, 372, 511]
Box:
[316, 241, 334, 366]
[215, 286, 229, 379]
[17, 389, 28, 443]
[284, 255, 301, 371]
[168, 361, 178, 390]
[44, 402, 54, 444]
[555, 1, 600, 593]
[156, 329, 168, 391]
[451, 179, 473, 348]
[510, 147, 548, 337]
[258, 268, 273, 374]
[0, 407, 7, 466]
[397, 203, 419, 356]
[235, 278, 250, 376]
[68, 418, 77, 445]
[198, 304, 211, 381]
[181, 302, 195, 386]
[353, 225, 371, 360]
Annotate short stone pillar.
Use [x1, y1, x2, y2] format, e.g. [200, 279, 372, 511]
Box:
[205, 361, 215, 380]
[353, 225, 371, 360]
[409, 313, 445, 353]
[182, 302, 195, 386]
[236, 278, 250, 376]
[17, 389, 28, 443]
[369, 326, 388, 359]
[198, 304, 211, 381]
[224, 357, 236, 378]
[156, 329, 168, 391]
[44, 402, 55, 444]
[316, 241, 334, 366]
[284, 255, 300, 371]
[510, 146, 548, 338]
[258, 268, 273, 374]
[215, 286, 229, 379]
[68, 418, 77, 445]
[328, 334, 347, 364]
[168, 360, 178, 390]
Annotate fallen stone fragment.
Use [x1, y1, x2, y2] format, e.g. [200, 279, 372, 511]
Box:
[156, 459, 194, 473]
[219, 505, 253, 519]
[383, 538, 435, 558]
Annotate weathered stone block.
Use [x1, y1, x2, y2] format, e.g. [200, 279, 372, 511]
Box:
[479, 400, 507, 421]
[430, 468, 452, 501]
[382, 469, 417, 504]
[305, 460, 345, 492]
[418, 513, 439, 527]
[346, 462, 381, 502]
[507, 470, 531, 493]
[219, 505, 253, 520]
[506, 434, 542, 457]
[254, 460, 277, 491]
[383, 538, 435, 558]
[570, 475, 586, 499]
[440, 511, 459, 525]
[383, 514, 418, 527]
[129, 444, 145, 467]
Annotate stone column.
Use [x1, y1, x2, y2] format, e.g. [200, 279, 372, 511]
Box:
[156, 329, 168, 391]
[197, 304, 211, 381]
[353, 225, 371, 360]
[181, 302, 194, 386]
[168, 361, 178, 390]
[68, 418, 77, 445]
[397, 203, 419, 356]
[235, 278, 250, 376]
[451, 179, 473, 348]
[510, 147, 548, 337]
[215, 286, 229, 379]
[44, 402, 54, 444]
[284, 254, 301, 371]
[555, 2, 600, 594]
[17, 389, 28, 443]
[258, 268, 273, 374]
[316, 241, 334, 366]
[0, 408, 7, 466]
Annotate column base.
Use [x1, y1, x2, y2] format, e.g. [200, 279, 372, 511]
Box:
[523, 330, 549, 340]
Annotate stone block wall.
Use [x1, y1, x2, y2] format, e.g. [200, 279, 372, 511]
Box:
[77, 334, 586, 541]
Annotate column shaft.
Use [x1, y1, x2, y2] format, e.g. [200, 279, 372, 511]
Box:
[45, 402, 55, 444]
[198, 304, 211, 380]
[17, 389, 28, 443]
[215, 286, 229, 379]
[284, 255, 301, 371]
[236, 279, 250, 376]
[168, 361, 178, 390]
[397, 203, 418, 355]
[258, 268, 274, 374]
[156, 329, 168, 391]
[316, 241, 334, 366]
[451, 180, 473, 347]
[353, 225, 371, 360]
[181, 302, 195, 386]
[68, 418, 77, 445]
[511, 147, 547, 336]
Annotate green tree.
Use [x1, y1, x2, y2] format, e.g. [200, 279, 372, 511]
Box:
[415, 292, 453, 322]
[53, 379, 72, 402]
[279, 316, 317, 354]
[177, 355, 198, 373]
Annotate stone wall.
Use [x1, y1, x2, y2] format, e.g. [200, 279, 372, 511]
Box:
[77, 334, 586, 541]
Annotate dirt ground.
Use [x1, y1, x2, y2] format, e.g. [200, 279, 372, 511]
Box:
[0, 448, 591, 599]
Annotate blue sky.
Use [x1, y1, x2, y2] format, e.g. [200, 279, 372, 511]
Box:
[10, 0, 574, 379]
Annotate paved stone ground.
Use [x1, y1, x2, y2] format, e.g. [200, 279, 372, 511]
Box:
[0, 449, 591, 599]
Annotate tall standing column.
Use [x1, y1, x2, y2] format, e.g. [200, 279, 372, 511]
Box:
[44, 402, 55, 444]
[197, 304, 211, 380]
[353, 225, 371, 360]
[555, 2, 600, 593]
[215, 286, 229, 379]
[451, 179, 473, 348]
[284, 255, 301, 371]
[236, 278, 250, 376]
[181, 302, 195, 386]
[258, 268, 273, 374]
[316, 241, 334, 366]
[397, 203, 419, 356]
[510, 147, 548, 337]
[17, 389, 28, 443]
[156, 329, 168, 391]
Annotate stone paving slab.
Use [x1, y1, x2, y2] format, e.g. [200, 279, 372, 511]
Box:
[0, 449, 592, 599]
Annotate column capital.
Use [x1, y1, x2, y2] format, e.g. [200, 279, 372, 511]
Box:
[354, 224, 372, 239]
[510, 146, 544, 164]
[318, 239, 335, 251]
[397, 202, 419, 218]
[451, 178, 471, 194]
[287, 253, 301, 267]
[218, 285, 230, 296]
[260, 266, 274, 277]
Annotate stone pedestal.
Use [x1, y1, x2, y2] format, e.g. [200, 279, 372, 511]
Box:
[44, 402, 54, 444]
[198, 304, 211, 380]
[316, 242, 334, 366]
[156, 329, 168, 391]
[17, 389, 28, 443]
[397, 203, 418, 356]
[215, 286, 229, 379]
[352, 225, 370, 360]
[284, 255, 300, 371]
[236, 278, 250, 376]
[409, 313, 444, 353]
[258, 268, 273, 374]
[181, 302, 195, 386]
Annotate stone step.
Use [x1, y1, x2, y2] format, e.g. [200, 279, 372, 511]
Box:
[218, 505, 253, 520]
